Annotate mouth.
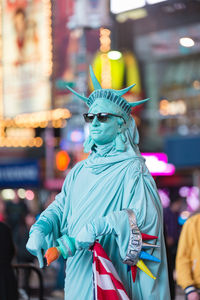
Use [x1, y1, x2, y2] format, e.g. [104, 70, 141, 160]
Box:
[91, 130, 101, 133]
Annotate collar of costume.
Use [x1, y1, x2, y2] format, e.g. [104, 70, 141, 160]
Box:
[84, 139, 144, 175]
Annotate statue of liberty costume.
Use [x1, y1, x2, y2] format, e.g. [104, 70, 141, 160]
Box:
[26, 67, 170, 299]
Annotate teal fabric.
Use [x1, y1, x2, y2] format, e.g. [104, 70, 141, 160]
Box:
[26, 229, 48, 268]
[75, 210, 130, 261]
[29, 118, 170, 299]
[57, 235, 76, 259]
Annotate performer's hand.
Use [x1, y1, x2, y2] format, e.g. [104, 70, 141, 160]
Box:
[75, 210, 130, 260]
[188, 292, 200, 300]
[26, 230, 48, 268]
[44, 247, 60, 266]
[75, 223, 96, 250]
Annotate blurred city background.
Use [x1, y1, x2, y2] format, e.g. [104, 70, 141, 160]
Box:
[0, 0, 200, 299]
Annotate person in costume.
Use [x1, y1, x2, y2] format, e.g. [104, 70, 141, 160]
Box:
[26, 67, 170, 299]
[176, 213, 200, 299]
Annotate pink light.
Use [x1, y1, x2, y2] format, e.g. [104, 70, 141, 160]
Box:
[185, 187, 200, 211]
[25, 190, 34, 201]
[141, 152, 175, 176]
[179, 186, 190, 197]
[70, 131, 83, 142]
[158, 189, 170, 208]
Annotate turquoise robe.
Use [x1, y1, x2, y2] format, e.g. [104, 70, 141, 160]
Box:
[32, 131, 170, 299]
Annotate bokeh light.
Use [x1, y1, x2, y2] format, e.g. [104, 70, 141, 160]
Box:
[25, 190, 35, 201]
[1, 189, 15, 200]
[17, 188, 26, 199]
[158, 189, 170, 208]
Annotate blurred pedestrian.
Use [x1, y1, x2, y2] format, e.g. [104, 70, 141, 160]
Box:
[164, 194, 183, 299]
[15, 213, 35, 264]
[6, 190, 29, 244]
[15, 213, 35, 297]
[0, 221, 18, 300]
[176, 213, 200, 299]
[0, 197, 6, 222]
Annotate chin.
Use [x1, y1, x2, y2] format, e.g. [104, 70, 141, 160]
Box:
[94, 139, 114, 146]
[91, 134, 102, 142]
[91, 134, 115, 146]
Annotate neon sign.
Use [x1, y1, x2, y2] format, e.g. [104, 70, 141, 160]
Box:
[141, 152, 175, 176]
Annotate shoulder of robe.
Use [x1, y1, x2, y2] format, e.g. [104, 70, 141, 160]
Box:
[127, 158, 149, 176]
[69, 160, 85, 180]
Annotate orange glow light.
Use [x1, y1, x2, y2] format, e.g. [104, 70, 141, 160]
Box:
[56, 150, 71, 171]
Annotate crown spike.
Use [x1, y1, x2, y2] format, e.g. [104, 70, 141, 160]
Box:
[131, 265, 137, 283]
[114, 84, 136, 96]
[65, 85, 88, 103]
[136, 259, 156, 280]
[142, 242, 160, 249]
[89, 65, 102, 90]
[129, 98, 150, 107]
[139, 251, 160, 263]
[141, 233, 158, 240]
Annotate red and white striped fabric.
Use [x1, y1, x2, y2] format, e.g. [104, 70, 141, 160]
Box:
[92, 242, 130, 300]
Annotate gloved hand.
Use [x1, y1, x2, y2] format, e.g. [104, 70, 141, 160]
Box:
[26, 229, 48, 268]
[75, 210, 130, 260]
[75, 223, 96, 250]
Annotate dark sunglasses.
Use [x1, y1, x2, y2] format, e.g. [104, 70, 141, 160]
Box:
[83, 113, 126, 124]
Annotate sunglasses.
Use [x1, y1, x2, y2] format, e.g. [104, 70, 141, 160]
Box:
[83, 113, 126, 124]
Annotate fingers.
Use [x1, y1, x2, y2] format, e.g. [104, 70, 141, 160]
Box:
[37, 250, 44, 269]
[26, 240, 36, 256]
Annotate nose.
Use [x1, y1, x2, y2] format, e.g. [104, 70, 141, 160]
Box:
[92, 116, 100, 126]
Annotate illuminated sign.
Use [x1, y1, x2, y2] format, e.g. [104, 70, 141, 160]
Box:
[110, 0, 167, 14]
[146, 0, 166, 4]
[6, 128, 35, 138]
[0, 108, 70, 148]
[1, 0, 52, 118]
[68, 0, 110, 29]
[141, 152, 175, 176]
[0, 160, 40, 187]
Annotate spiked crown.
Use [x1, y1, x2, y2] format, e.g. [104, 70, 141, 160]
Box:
[66, 66, 150, 116]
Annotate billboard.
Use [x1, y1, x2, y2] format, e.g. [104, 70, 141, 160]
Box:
[1, 0, 52, 118]
[0, 160, 40, 187]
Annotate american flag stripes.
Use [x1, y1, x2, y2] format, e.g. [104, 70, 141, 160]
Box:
[92, 242, 130, 300]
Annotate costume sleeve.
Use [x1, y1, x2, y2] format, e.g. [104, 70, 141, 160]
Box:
[124, 160, 170, 299]
[31, 177, 68, 233]
[121, 162, 163, 268]
[176, 218, 195, 290]
[126, 160, 162, 236]
[30, 163, 82, 247]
